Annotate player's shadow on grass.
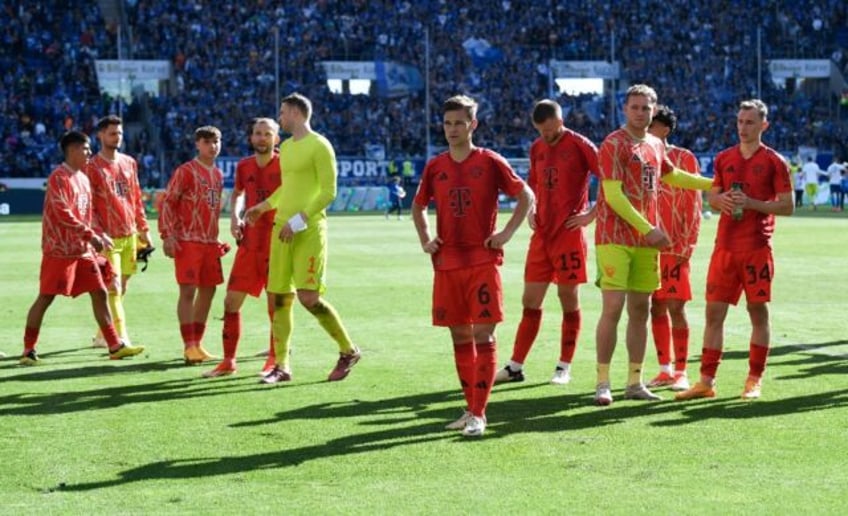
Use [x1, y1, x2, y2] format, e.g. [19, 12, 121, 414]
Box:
[0, 372, 314, 416]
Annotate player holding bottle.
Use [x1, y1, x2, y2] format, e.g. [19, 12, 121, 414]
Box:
[676, 99, 794, 401]
[495, 99, 597, 386]
[158, 126, 225, 365]
[412, 95, 534, 437]
[20, 130, 144, 365]
[86, 115, 151, 348]
[644, 105, 702, 392]
[203, 118, 281, 377]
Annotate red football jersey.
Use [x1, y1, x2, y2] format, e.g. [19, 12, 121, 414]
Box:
[234, 153, 280, 250]
[85, 152, 148, 238]
[158, 159, 223, 243]
[414, 148, 526, 271]
[528, 128, 598, 237]
[658, 146, 702, 259]
[42, 164, 96, 258]
[595, 128, 673, 247]
[712, 144, 792, 251]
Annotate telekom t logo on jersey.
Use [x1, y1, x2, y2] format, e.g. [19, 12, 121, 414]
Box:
[543, 167, 558, 190]
[206, 189, 220, 208]
[449, 187, 472, 217]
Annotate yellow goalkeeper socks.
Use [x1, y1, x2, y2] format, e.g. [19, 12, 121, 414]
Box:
[306, 299, 355, 353]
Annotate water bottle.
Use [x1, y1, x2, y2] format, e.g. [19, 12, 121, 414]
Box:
[731, 182, 744, 220]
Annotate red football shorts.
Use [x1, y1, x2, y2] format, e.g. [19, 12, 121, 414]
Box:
[174, 241, 224, 287]
[432, 262, 503, 327]
[226, 245, 270, 297]
[706, 247, 774, 305]
[39, 254, 108, 297]
[524, 228, 587, 285]
[653, 254, 692, 301]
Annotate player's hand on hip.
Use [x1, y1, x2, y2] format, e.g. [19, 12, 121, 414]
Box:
[244, 205, 263, 225]
[645, 228, 670, 249]
[565, 211, 592, 229]
[422, 237, 442, 254]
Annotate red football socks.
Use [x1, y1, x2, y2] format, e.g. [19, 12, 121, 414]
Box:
[511, 308, 542, 364]
[748, 342, 770, 379]
[222, 312, 241, 360]
[651, 315, 671, 367]
[472, 341, 497, 418]
[452, 342, 476, 410]
[672, 327, 690, 372]
[560, 310, 581, 363]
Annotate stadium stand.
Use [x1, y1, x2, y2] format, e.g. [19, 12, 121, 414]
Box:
[2, 1, 847, 182]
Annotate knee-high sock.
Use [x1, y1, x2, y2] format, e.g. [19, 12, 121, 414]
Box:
[651, 315, 671, 367]
[193, 322, 207, 346]
[672, 327, 689, 373]
[453, 342, 476, 411]
[180, 323, 196, 349]
[306, 299, 355, 353]
[267, 307, 276, 361]
[699, 347, 722, 383]
[510, 308, 542, 365]
[748, 342, 770, 379]
[272, 294, 295, 369]
[222, 311, 241, 360]
[560, 309, 581, 364]
[101, 324, 122, 351]
[23, 327, 39, 354]
[472, 341, 497, 418]
[108, 291, 127, 340]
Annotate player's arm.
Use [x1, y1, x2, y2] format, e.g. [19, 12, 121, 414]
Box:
[739, 191, 794, 216]
[602, 179, 668, 248]
[485, 182, 534, 249]
[158, 168, 184, 257]
[565, 202, 597, 229]
[411, 200, 441, 254]
[229, 186, 245, 240]
[660, 164, 712, 191]
[302, 140, 337, 221]
[130, 163, 151, 245]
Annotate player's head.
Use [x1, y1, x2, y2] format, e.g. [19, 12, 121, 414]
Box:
[250, 117, 280, 155]
[531, 99, 565, 144]
[194, 125, 222, 162]
[95, 115, 124, 151]
[279, 93, 312, 132]
[623, 84, 658, 132]
[648, 104, 677, 141]
[442, 95, 478, 147]
[736, 99, 769, 145]
[59, 130, 92, 168]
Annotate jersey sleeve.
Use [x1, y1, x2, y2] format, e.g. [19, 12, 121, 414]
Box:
[578, 135, 600, 176]
[413, 162, 434, 207]
[158, 166, 186, 239]
[772, 154, 793, 194]
[303, 137, 337, 220]
[130, 159, 149, 233]
[491, 152, 525, 197]
[598, 139, 617, 181]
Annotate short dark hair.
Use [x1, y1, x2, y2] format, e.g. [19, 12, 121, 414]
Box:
[443, 95, 478, 120]
[59, 130, 89, 155]
[531, 99, 562, 125]
[651, 105, 677, 134]
[96, 115, 123, 132]
[281, 93, 312, 120]
[194, 126, 222, 141]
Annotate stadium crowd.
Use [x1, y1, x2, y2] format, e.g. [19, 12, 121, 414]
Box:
[2, 1, 848, 182]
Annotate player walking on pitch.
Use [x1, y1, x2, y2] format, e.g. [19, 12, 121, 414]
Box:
[20, 130, 144, 365]
[85, 115, 151, 348]
[245, 93, 362, 384]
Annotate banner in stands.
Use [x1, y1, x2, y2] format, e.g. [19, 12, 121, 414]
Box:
[216, 157, 427, 188]
[549, 60, 621, 79]
[768, 59, 832, 78]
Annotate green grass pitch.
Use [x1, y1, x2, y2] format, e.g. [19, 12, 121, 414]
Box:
[0, 212, 846, 514]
